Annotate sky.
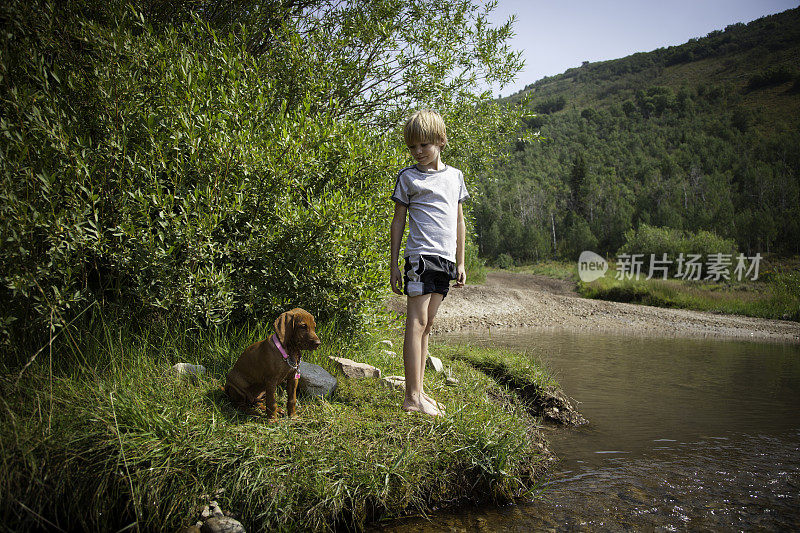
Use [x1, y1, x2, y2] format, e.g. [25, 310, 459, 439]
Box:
[486, 0, 800, 97]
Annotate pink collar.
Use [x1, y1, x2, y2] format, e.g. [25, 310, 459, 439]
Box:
[272, 335, 300, 379]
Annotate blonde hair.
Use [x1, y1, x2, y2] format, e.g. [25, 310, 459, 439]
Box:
[403, 109, 448, 147]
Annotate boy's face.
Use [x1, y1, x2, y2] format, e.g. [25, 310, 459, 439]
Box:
[407, 138, 444, 168]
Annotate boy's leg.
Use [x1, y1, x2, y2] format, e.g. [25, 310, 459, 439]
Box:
[419, 292, 444, 403]
[403, 294, 439, 415]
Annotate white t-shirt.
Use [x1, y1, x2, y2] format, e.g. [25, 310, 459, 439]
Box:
[391, 165, 470, 262]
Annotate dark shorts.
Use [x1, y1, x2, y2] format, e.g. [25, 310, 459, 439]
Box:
[403, 255, 457, 299]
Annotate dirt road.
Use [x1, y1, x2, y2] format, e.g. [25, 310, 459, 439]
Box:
[386, 271, 800, 343]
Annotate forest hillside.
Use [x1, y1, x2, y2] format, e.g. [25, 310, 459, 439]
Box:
[476, 6, 800, 264]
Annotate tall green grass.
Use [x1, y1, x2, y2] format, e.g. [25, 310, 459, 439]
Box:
[578, 262, 800, 321]
[1, 315, 549, 531]
[501, 257, 799, 322]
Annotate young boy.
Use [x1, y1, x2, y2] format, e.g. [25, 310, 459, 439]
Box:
[390, 109, 469, 416]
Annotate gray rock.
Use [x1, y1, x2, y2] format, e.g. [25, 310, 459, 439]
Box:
[169, 363, 207, 384]
[425, 356, 444, 373]
[200, 516, 246, 533]
[381, 349, 397, 357]
[381, 375, 406, 391]
[208, 500, 223, 517]
[379, 340, 394, 348]
[329, 356, 381, 378]
[298, 361, 337, 397]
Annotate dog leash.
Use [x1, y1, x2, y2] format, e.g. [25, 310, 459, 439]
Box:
[271, 335, 301, 379]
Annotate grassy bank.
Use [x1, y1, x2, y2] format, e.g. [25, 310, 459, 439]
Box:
[507, 257, 800, 322]
[1, 316, 554, 532]
[434, 343, 586, 426]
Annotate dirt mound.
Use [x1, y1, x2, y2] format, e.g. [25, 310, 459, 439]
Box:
[484, 271, 577, 296]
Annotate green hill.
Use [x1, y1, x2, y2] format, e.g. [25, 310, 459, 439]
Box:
[477, 7, 800, 263]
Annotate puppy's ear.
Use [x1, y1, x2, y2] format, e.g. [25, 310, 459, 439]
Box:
[274, 311, 294, 346]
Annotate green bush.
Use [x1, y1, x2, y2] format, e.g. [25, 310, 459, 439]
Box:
[616, 224, 737, 276]
[495, 253, 514, 269]
[746, 65, 795, 90]
[465, 236, 487, 283]
[1, 0, 530, 354]
[560, 214, 598, 262]
[766, 269, 800, 321]
[0, 3, 396, 348]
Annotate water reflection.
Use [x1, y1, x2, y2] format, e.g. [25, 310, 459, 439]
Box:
[444, 328, 800, 467]
[374, 328, 800, 532]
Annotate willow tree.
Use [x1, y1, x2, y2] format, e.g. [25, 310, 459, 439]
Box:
[0, 0, 527, 350]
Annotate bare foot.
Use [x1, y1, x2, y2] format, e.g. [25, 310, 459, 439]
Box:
[403, 398, 441, 416]
[421, 391, 445, 412]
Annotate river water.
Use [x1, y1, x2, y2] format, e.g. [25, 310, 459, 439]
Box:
[378, 328, 800, 532]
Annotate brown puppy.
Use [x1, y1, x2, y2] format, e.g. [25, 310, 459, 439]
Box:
[224, 308, 321, 420]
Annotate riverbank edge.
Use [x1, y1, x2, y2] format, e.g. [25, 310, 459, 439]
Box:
[0, 321, 579, 532]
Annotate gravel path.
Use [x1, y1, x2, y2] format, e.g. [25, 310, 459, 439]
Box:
[385, 271, 800, 343]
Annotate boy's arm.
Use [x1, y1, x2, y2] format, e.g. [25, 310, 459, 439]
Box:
[390, 202, 407, 294]
[455, 202, 466, 287]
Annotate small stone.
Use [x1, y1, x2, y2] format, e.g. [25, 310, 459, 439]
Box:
[381, 375, 406, 391]
[426, 356, 444, 372]
[445, 376, 459, 386]
[329, 356, 382, 379]
[169, 363, 207, 384]
[201, 505, 212, 519]
[381, 349, 397, 357]
[200, 516, 246, 533]
[297, 361, 337, 397]
[379, 340, 394, 348]
[209, 501, 223, 517]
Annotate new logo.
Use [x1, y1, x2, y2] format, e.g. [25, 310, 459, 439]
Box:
[578, 250, 608, 282]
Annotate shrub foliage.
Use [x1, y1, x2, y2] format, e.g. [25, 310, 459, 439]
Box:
[0, 0, 527, 350]
[618, 224, 737, 259]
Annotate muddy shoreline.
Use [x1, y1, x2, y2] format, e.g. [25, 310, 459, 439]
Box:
[386, 271, 800, 343]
